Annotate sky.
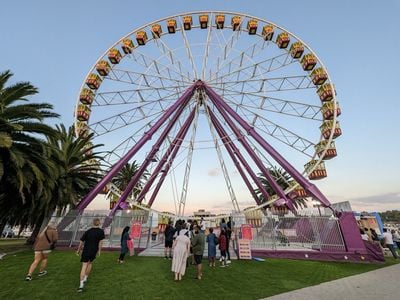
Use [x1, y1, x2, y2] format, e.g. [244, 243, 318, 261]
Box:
[1, 0, 400, 214]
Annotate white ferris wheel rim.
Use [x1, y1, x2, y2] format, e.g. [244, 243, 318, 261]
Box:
[74, 11, 340, 208]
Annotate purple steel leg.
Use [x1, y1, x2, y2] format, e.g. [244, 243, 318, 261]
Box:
[135, 108, 196, 205]
[206, 94, 295, 212]
[208, 107, 267, 205]
[76, 84, 196, 212]
[204, 83, 331, 208]
[108, 90, 197, 219]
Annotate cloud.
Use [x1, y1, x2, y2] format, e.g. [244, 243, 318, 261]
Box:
[349, 192, 400, 205]
[207, 168, 220, 177]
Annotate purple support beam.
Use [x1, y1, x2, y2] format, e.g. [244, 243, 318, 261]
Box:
[205, 91, 296, 212]
[208, 107, 267, 205]
[76, 83, 196, 212]
[204, 83, 331, 208]
[108, 88, 197, 218]
[135, 108, 196, 205]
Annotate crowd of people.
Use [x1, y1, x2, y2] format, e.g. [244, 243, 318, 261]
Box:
[24, 216, 234, 291]
[168, 217, 233, 281]
[360, 227, 400, 259]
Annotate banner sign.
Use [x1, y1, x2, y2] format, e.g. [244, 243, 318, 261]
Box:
[241, 224, 253, 240]
[130, 222, 142, 239]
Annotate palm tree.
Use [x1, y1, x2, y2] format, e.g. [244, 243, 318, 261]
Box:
[0, 70, 59, 234]
[256, 166, 308, 210]
[27, 124, 104, 242]
[112, 161, 148, 201]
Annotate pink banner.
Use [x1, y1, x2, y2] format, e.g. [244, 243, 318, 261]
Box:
[241, 224, 253, 240]
[130, 222, 142, 239]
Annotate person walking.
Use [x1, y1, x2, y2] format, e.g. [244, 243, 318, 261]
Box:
[76, 218, 105, 292]
[382, 228, 398, 259]
[171, 229, 190, 281]
[25, 222, 58, 281]
[118, 226, 131, 263]
[191, 225, 205, 279]
[226, 217, 233, 264]
[219, 228, 227, 267]
[206, 227, 217, 267]
[393, 229, 400, 249]
[164, 221, 175, 259]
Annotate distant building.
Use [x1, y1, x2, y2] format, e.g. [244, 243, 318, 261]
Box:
[193, 209, 214, 218]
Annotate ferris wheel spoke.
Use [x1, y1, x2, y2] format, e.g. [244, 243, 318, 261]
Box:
[152, 37, 196, 81]
[207, 38, 272, 82]
[92, 90, 181, 107]
[108, 68, 191, 86]
[201, 12, 214, 79]
[219, 92, 321, 120]
[178, 17, 199, 79]
[230, 102, 315, 156]
[209, 75, 314, 95]
[209, 22, 244, 77]
[209, 52, 296, 84]
[128, 50, 192, 83]
[90, 107, 165, 137]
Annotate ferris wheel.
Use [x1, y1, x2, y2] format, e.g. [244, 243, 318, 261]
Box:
[74, 11, 342, 218]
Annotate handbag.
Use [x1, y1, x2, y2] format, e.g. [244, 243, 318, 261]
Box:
[45, 230, 56, 250]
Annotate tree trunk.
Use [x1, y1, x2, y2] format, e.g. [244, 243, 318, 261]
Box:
[0, 223, 5, 238]
[26, 214, 45, 245]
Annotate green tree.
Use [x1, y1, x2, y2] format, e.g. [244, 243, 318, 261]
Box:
[112, 161, 148, 201]
[0, 70, 58, 234]
[255, 167, 307, 211]
[26, 124, 104, 242]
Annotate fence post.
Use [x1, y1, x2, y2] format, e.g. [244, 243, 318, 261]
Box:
[69, 212, 82, 248]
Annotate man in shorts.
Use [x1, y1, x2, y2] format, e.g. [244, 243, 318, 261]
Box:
[76, 218, 105, 292]
[164, 221, 175, 259]
[191, 225, 205, 280]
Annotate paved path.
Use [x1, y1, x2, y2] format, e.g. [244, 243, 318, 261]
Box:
[264, 263, 400, 300]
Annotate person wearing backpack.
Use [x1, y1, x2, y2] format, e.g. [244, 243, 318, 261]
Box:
[25, 222, 58, 281]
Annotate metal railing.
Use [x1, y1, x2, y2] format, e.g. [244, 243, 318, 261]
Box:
[231, 215, 346, 252]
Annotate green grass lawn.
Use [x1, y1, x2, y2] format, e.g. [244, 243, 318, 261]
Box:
[0, 250, 398, 300]
[0, 238, 29, 253]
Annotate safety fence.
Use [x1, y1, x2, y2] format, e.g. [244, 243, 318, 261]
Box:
[51, 210, 346, 253]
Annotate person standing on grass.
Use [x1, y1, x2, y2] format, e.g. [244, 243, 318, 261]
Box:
[76, 218, 105, 292]
[218, 228, 227, 267]
[118, 226, 131, 263]
[164, 221, 175, 259]
[226, 217, 233, 264]
[191, 225, 205, 280]
[171, 229, 190, 281]
[206, 227, 217, 267]
[382, 228, 398, 259]
[25, 223, 58, 281]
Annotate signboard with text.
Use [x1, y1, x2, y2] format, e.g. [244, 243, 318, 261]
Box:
[238, 239, 252, 260]
[241, 224, 253, 240]
[130, 222, 142, 239]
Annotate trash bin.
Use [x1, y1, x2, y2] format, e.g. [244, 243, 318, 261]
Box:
[151, 232, 157, 241]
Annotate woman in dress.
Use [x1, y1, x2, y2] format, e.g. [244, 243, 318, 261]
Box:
[206, 228, 217, 267]
[171, 229, 190, 281]
[118, 226, 131, 263]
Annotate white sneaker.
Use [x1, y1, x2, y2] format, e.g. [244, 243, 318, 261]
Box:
[226, 260, 231, 264]
[219, 257, 222, 262]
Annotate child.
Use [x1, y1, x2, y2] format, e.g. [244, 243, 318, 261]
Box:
[218, 228, 227, 267]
